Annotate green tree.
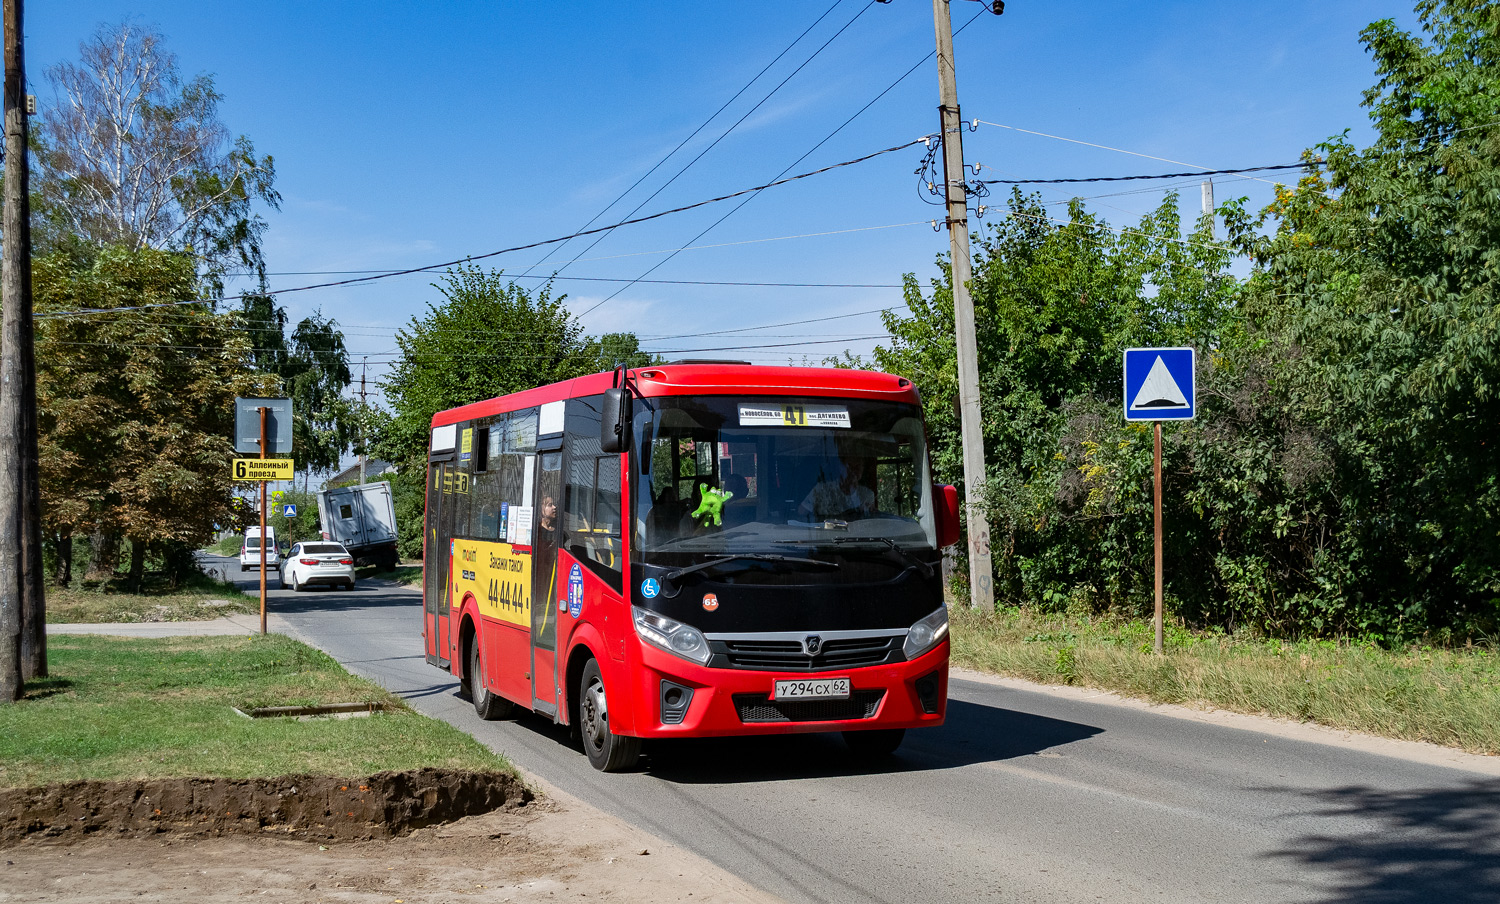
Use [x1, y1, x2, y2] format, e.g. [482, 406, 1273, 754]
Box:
[35, 246, 277, 590]
[583, 332, 661, 371]
[376, 266, 591, 465]
[283, 312, 354, 481]
[1213, 0, 1500, 638]
[374, 266, 655, 559]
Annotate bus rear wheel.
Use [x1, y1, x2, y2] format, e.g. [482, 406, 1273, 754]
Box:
[843, 728, 905, 758]
[579, 658, 640, 772]
[469, 636, 514, 720]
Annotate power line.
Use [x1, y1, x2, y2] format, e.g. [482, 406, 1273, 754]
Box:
[976, 161, 1315, 186]
[36, 138, 928, 320]
[40, 333, 894, 360]
[578, 5, 989, 319]
[43, 303, 909, 345]
[213, 220, 933, 280]
[532, 0, 875, 278]
[972, 119, 1285, 187]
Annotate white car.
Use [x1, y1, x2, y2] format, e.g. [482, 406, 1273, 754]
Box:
[239, 527, 280, 572]
[278, 541, 357, 592]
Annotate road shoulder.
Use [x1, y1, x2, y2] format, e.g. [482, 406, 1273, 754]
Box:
[953, 665, 1500, 776]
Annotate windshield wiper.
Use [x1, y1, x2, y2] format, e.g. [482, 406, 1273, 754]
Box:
[660, 553, 837, 595]
[823, 536, 935, 579]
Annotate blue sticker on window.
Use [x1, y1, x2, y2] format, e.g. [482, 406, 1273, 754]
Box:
[567, 563, 584, 618]
[641, 578, 660, 599]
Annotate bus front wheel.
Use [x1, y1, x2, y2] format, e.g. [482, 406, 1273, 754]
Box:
[579, 658, 641, 772]
[469, 636, 514, 720]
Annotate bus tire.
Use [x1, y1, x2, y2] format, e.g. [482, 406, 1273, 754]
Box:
[579, 658, 640, 772]
[843, 728, 904, 758]
[469, 634, 514, 720]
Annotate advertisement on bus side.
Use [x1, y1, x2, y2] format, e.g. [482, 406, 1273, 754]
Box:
[450, 538, 532, 628]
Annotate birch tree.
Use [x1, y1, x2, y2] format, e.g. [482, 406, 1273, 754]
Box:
[32, 21, 279, 293]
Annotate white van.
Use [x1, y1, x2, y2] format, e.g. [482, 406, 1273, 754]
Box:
[239, 526, 280, 572]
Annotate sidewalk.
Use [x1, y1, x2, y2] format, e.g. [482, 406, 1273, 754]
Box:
[47, 613, 300, 638]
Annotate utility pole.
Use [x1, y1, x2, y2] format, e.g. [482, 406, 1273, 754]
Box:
[358, 358, 368, 486]
[932, 0, 996, 609]
[0, 0, 31, 699]
[1201, 179, 1214, 237]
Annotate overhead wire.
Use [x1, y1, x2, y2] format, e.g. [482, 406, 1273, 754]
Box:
[976, 161, 1314, 186]
[533, 0, 878, 279]
[578, 5, 991, 319]
[36, 138, 927, 320]
[43, 302, 909, 344]
[517, 0, 855, 278]
[973, 120, 1286, 186]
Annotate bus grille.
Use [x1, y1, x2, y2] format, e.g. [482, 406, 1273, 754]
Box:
[733, 690, 885, 723]
[715, 635, 902, 672]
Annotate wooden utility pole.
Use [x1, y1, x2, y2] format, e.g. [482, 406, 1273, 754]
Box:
[0, 0, 30, 700]
[358, 358, 368, 486]
[932, 0, 994, 609]
[1201, 179, 1214, 238]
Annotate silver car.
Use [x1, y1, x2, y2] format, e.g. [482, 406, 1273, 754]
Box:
[278, 541, 357, 592]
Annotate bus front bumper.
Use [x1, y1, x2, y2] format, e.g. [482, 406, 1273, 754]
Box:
[627, 641, 948, 739]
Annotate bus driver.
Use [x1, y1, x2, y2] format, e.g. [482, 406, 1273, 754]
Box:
[798, 451, 875, 520]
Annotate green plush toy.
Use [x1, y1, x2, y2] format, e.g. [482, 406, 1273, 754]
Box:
[691, 486, 735, 527]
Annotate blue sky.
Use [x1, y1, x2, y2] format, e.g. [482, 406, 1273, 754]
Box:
[35, 1, 1421, 396]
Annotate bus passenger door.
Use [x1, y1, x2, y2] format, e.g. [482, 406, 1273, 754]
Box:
[531, 451, 562, 716]
[424, 464, 454, 668]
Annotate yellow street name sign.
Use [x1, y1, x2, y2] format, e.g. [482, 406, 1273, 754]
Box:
[232, 458, 295, 481]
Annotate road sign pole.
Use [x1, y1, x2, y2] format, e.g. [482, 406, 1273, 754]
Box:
[259, 405, 268, 636]
[1153, 421, 1163, 656]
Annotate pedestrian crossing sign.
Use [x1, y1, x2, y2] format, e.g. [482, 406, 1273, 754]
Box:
[1123, 347, 1195, 421]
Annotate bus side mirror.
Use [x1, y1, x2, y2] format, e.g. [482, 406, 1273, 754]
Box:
[934, 484, 960, 548]
[600, 386, 630, 454]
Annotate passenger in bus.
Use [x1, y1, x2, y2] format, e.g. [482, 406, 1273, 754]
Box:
[723, 473, 749, 500]
[536, 494, 559, 609]
[798, 453, 875, 520]
[539, 494, 558, 536]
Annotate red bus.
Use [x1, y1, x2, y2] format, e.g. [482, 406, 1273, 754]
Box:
[421, 363, 960, 771]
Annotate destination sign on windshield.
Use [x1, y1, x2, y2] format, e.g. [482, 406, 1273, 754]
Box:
[738, 402, 850, 428]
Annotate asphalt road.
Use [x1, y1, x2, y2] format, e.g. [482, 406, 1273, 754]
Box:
[205, 554, 1500, 904]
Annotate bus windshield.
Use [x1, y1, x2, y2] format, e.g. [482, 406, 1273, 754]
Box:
[632, 396, 936, 557]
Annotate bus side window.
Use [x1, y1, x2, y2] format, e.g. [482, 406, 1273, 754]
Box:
[469, 422, 502, 540]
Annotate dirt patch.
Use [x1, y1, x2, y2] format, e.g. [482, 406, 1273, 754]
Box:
[0, 781, 783, 904]
[0, 768, 531, 845]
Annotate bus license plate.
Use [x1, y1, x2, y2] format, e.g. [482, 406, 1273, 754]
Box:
[773, 677, 850, 701]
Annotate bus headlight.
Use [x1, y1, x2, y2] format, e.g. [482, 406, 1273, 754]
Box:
[903, 606, 949, 660]
[633, 607, 711, 665]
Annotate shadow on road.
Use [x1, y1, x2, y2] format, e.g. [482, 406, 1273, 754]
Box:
[633, 697, 1103, 784]
[1264, 778, 1500, 903]
[260, 585, 420, 615]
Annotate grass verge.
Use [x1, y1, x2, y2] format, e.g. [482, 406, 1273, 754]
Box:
[950, 606, 1500, 756]
[356, 563, 423, 586]
[0, 633, 509, 789]
[48, 571, 258, 624]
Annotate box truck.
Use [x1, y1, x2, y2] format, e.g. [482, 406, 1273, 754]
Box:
[317, 481, 400, 571]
